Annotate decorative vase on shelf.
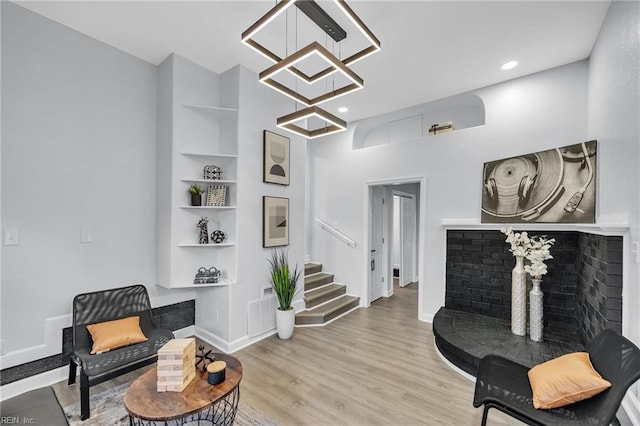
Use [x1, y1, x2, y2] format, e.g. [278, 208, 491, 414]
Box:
[530, 278, 544, 342]
[276, 308, 295, 340]
[511, 255, 527, 336]
[191, 193, 202, 206]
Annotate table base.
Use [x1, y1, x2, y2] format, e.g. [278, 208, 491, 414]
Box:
[128, 386, 240, 426]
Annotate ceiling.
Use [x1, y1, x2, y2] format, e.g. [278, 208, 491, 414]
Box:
[15, 1, 611, 122]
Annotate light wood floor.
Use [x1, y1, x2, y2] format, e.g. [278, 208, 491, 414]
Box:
[54, 283, 518, 425]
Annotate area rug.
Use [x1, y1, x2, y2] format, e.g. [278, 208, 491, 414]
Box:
[64, 382, 278, 426]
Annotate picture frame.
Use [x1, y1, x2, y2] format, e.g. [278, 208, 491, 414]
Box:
[263, 130, 290, 185]
[481, 140, 597, 223]
[206, 185, 227, 206]
[263, 196, 289, 247]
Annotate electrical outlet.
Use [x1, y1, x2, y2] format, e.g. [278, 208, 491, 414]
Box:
[80, 229, 92, 243]
[3, 229, 19, 246]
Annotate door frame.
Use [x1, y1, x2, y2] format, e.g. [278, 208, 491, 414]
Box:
[363, 176, 426, 320]
[368, 186, 386, 303]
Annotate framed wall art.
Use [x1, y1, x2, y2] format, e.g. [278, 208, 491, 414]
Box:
[481, 140, 597, 223]
[263, 130, 290, 185]
[206, 185, 227, 206]
[263, 196, 289, 247]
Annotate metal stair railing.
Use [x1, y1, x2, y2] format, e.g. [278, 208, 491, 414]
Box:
[315, 218, 356, 247]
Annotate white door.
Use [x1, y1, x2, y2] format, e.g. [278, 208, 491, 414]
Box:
[369, 186, 385, 302]
[400, 195, 416, 287]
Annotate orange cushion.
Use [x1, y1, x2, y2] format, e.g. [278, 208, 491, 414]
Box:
[528, 352, 612, 409]
[86, 316, 148, 354]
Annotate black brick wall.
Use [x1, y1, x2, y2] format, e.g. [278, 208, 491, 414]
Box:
[446, 230, 580, 334]
[576, 233, 623, 342]
[0, 299, 195, 386]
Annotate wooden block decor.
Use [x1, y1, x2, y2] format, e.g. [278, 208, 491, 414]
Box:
[157, 338, 196, 392]
[428, 121, 455, 135]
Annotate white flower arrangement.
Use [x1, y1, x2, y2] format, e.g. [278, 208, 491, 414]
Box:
[525, 236, 555, 280]
[500, 227, 531, 257]
[501, 227, 556, 280]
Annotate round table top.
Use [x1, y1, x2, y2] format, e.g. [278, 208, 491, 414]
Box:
[124, 353, 242, 421]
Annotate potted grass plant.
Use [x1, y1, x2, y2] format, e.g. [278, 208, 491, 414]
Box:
[189, 184, 203, 206]
[268, 249, 301, 339]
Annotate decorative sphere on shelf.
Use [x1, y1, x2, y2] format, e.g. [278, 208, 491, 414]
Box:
[211, 230, 226, 244]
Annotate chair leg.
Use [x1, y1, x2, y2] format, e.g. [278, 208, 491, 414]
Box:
[481, 405, 490, 426]
[68, 359, 77, 385]
[80, 371, 90, 420]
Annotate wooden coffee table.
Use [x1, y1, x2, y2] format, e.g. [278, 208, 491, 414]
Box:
[124, 353, 242, 425]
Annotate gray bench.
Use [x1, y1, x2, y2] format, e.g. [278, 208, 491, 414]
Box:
[67, 284, 174, 420]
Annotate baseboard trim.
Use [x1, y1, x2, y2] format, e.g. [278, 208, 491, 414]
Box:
[0, 365, 68, 402]
[420, 312, 434, 323]
[174, 325, 195, 339]
[0, 314, 71, 369]
[621, 390, 640, 425]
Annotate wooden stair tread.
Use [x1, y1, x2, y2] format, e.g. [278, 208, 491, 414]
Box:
[304, 272, 334, 290]
[303, 283, 346, 308]
[295, 295, 359, 325]
[304, 262, 323, 276]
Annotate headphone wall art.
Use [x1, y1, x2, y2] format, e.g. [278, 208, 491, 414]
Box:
[481, 140, 596, 224]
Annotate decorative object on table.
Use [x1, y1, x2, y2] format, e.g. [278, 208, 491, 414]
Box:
[195, 344, 216, 373]
[262, 196, 289, 247]
[189, 184, 204, 206]
[525, 235, 555, 342]
[482, 140, 597, 224]
[206, 185, 227, 206]
[207, 361, 227, 385]
[263, 130, 290, 185]
[203, 165, 222, 180]
[428, 121, 455, 135]
[157, 338, 196, 392]
[501, 227, 531, 336]
[267, 249, 301, 339]
[211, 229, 226, 244]
[196, 217, 209, 244]
[193, 267, 221, 284]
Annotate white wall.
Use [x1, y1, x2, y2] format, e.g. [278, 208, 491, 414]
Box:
[587, 0, 640, 343]
[0, 3, 179, 362]
[229, 66, 306, 346]
[308, 60, 589, 321]
[587, 1, 640, 419]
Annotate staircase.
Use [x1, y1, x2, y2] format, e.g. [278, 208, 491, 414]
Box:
[295, 262, 360, 326]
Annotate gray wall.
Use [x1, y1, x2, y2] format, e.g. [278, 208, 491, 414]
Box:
[1, 3, 162, 357]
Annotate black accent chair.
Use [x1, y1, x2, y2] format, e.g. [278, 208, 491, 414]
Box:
[67, 285, 174, 420]
[473, 329, 640, 426]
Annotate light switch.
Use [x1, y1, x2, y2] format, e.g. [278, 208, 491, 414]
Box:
[3, 229, 19, 246]
[80, 229, 92, 243]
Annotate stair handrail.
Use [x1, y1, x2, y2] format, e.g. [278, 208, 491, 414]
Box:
[315, 218, 356, 247]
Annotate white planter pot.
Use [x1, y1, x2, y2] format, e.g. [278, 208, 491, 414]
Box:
[276, 308, 295, 340]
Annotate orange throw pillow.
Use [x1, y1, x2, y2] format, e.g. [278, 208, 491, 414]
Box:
[86, 316, 148, 354]
[528, 352, 611, 409]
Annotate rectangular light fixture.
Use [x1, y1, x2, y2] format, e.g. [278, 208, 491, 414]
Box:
[277, 106, 347, 139]
[259, 41, 363, 106]
[241, 0, 381, 69]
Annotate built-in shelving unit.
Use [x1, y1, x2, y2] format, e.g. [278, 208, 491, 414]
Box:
[156, 56, 239, 289]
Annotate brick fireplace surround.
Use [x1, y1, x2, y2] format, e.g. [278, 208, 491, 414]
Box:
[433, 226, 624, 376]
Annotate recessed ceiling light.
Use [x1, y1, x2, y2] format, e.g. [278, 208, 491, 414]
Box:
[501, 60, 519, 70]
[338, 107, 349, 113]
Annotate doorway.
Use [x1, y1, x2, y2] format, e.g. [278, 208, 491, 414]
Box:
[366, 179, 422, 315]
[393, 191, 417, 288]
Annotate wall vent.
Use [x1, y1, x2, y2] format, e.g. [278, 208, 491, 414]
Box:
[247, 296, 277, 338]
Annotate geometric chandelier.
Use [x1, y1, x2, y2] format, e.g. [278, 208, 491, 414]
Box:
[241, 0, 381, 139]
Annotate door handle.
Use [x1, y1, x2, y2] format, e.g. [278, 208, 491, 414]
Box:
[371, 259, 375, 271]
[371, 249, 376, 253]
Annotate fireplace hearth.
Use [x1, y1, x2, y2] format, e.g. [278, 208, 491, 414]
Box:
[434, 228, 623, 375]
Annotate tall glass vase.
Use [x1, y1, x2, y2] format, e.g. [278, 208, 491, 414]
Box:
[511, 255, 527, 336]
[530, 278, 544, 342]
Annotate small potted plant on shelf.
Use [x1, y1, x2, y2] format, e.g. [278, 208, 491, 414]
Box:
[189, 184, 203, 206]
[267, 249, 301, 340]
